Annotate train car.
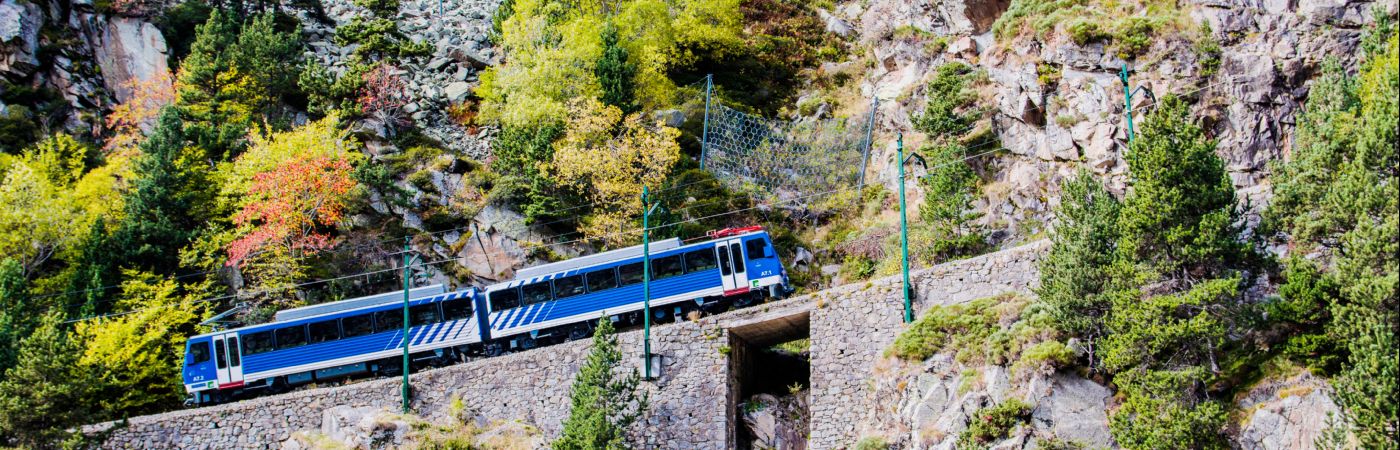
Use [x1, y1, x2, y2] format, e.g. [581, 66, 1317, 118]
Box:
[181, 286, 484, 405]
[181, 226, 790, 405]
[479, 226, 789, 353]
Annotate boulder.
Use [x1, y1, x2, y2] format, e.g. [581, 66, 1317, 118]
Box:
[449, 47, 492, 69]
[1028, 374, 1115, 449]
[653, 109, 685, 128]
[444, 81, 472, 102]
[0, 0, 42, 78]
[91, 17, 171, 104]
[817, 9, 853, 37]
[1235, 372, 1341, 450]
[457, 225, 528, 282]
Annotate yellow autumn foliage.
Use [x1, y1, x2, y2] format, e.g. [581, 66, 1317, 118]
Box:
[548, 98, 680, 246]
[73, 271, 204, 415]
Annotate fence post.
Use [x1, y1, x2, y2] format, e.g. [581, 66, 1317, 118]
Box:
[700, 74, 713, 169]
[856, 96, 878, 197]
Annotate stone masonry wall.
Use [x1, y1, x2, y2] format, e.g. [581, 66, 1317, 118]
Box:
[806, 240, 1046, 448]
[91, 241, 1047, 449]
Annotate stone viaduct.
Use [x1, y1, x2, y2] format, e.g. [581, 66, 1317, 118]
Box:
[92, 241, 1047, 449]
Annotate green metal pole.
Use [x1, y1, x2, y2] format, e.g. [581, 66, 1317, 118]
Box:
[898, 134, 911, 323]
[641, 186, 653, 380]
[401, 237, 411, 414]
[700, 74, 713, 170]
[1120, 64, 1135, 144]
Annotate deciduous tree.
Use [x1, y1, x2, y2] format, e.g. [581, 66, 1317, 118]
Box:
[549, 98, 680, 246]
[73, 270, 203, 418]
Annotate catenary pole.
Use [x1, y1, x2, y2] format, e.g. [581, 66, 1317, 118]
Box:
[641, 186, 660, 380]
[401, 237, 412, 413]
[1120, 64, 1136, 143]
[898, 134, 912, 323]
[700, 74, 713, 169]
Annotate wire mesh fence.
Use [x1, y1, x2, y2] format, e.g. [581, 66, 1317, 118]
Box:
[700, 86, 876, 212]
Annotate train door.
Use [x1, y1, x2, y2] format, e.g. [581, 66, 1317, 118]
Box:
[716, 238, 748, 295]
[211, 332, 245, 388]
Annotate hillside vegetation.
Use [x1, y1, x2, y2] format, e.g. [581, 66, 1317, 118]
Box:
[0, 0, 1394, 447]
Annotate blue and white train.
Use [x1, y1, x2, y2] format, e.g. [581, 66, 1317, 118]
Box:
[181, 227, 789, 405]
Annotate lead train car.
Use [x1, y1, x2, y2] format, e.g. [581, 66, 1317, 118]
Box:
[181, 226, 788, 405]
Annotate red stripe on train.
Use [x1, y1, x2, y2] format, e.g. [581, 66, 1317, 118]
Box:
[723, 287, 751, 297]
[218, 381, 245, 389]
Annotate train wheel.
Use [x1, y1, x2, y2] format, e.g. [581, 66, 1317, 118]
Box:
[484, 343, 503, 357]
[568, 325, 591, 341]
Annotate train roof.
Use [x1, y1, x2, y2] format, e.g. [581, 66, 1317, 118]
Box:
[513, 237, 682, 281]
[490, 228, 770, 291]
[271, 284, 449, 323]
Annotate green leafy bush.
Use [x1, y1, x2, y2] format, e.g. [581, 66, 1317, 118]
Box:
[853, 436, 889, 450]
[959, 399, 1032, 448]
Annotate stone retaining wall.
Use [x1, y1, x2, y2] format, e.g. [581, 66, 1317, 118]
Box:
[91, 241, 1046, 449]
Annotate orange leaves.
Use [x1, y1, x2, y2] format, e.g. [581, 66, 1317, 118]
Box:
[226, 156, 357, 266]
[104, 70, 175, 156]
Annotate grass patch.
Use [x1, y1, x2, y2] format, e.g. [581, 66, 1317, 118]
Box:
[886, 294, 1059, 366]
[992, 0, 1193, 59]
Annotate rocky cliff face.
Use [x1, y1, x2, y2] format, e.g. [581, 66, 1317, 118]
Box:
[824, 0, 1395, 244]
[0, 0, 177, 138]
[862, 343, 1344, 449]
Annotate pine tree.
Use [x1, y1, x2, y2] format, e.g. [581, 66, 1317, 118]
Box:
[1037, 169, 1120, 340]
[0, 314, 94, 447]
[1117, 95, 1247, 280]
[553, 318, 647, 450]
[1268, 17, 1397, 446]
[112, 109, 198, 274]
[596, 24, 638, 114]
[0, 258, 31, 376]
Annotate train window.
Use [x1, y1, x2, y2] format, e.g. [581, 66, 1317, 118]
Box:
[685, 249, 718, 273]
[214, 339, 227, 369]
[586, 268, 618, 292]
[189, 341, 211, 364]
[522, 282, 553, 305]
[718, 246, 732, 276]
[745, 239, 770, 259]
[342, 314, 373, 338]
[554, 274, 586, 299]
[374, 310, 403, 332]
[243, 331, 275, 355]
[489, 288, 521, 311]
[309, 320, 340, 343]
[618, 262, 644, 286]
[729, 243, 745, 273]
[228, 337, 241, 366]
[442, 298, 473, 321]
[410, 303, 440, 326]
[275, 326, 308, 350]
[652, 255, 683, 279]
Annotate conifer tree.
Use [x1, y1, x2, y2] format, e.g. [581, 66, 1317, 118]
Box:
[0, 314, 94, 447]
[553, 318, 647, 450]
[596, 24, 638, 114]
[1116, 95, 1247, 280]
[1268, 17, 1397, 446]
[0, 258, 30, 376]
[1036, 168, 1120, 341]
[113, 109, 198, 274]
